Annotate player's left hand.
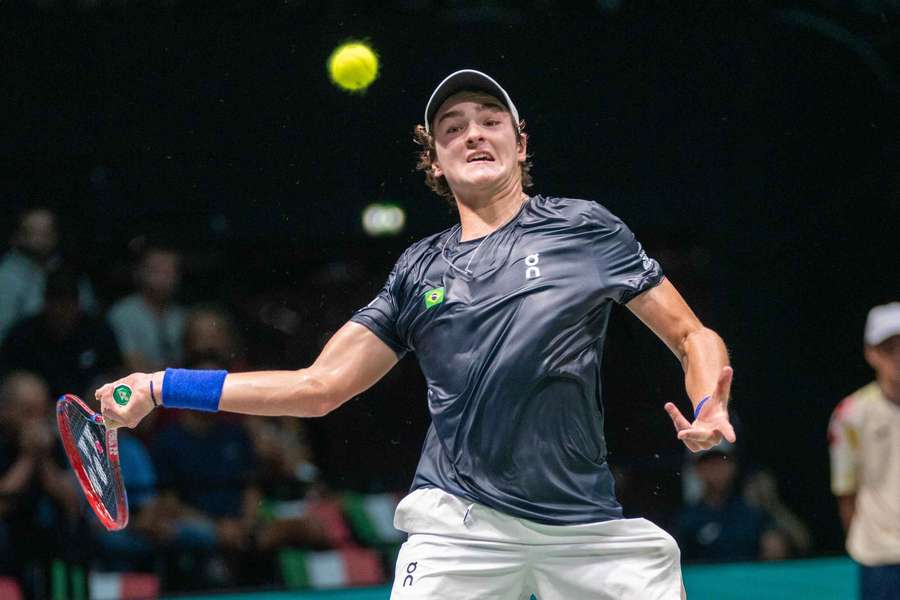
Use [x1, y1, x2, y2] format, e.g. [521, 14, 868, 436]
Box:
[664, 366, 736, 452]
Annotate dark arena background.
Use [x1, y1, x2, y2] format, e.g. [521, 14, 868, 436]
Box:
[1, 1, 898, 599]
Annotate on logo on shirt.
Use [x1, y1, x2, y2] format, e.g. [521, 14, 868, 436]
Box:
[525, 253, 541, 280]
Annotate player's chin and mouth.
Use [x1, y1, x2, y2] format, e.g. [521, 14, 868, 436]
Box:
[446, 159, 509, 192]
[462, 158, 503, 180]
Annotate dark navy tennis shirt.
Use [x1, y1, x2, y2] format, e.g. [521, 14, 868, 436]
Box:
[351, 195, 663, 525]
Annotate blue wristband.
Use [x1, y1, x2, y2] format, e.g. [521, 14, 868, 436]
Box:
[162, 368, 228, 412]
[693, 395, 711, 420]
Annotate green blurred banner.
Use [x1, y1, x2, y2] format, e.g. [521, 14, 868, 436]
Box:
[169, 557, 857, 600]
[682, 557, 856, 600]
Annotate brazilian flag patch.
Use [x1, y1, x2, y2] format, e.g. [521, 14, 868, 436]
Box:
[423, 287, 445, 309]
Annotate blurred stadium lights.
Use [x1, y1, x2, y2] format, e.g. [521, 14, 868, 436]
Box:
[362, 203, 406, 237]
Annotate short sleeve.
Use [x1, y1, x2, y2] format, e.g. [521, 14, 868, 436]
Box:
[586, 203, 663, 304]
[828, 397, 860, 495]
[350, 251, 411, 358]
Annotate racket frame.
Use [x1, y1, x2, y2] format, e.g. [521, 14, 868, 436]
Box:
[56, 393, 129, 531]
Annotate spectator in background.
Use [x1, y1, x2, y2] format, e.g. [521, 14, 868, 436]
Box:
[91, 425, 160, 572]
[246, 416, 332, 554]
[0, 267, 121, 397]
[742, 469, 812, 558]
[182, 304, 245, 370]
[829, 302, 900, 600]
[145, 305, 247, 437]
[98, 405, 268, 579]
[0, 207, 96, 344]
[247, 417, 319, 503]
[108, 245, 186, 373]
[0, 371, 82, 594]
[151, 352, 261, 587]
[676, 442, 784, 562]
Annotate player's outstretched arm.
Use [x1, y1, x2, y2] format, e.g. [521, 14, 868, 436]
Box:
[97, 322, 399, 428]
[218, 322, 398, 416]
[626, 277, 735, 451]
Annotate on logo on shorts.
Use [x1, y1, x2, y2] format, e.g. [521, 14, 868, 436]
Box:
[403, 561, 417, 587]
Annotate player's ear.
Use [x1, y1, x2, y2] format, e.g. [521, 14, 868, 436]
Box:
[431, 159, 444, 179]
[516, 131, 528, 162]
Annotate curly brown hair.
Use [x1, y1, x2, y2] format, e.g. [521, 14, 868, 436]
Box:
[413, 120, 533, 205]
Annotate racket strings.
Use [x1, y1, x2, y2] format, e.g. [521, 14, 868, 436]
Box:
[64, 403, 119, 521]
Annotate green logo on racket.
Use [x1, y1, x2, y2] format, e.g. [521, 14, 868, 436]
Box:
[113, 385, 132, 406]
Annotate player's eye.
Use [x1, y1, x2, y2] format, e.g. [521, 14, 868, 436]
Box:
[484, 119, 500, 127]
[445, 124, 462, 134]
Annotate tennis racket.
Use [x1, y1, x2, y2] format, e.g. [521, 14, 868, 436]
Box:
[56, 392, 129, 531]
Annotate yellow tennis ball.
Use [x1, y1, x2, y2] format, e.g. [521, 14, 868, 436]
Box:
[328, 42, 379, 93]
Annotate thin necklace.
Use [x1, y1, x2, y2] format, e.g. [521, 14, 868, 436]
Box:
[440, 195, 528, 276]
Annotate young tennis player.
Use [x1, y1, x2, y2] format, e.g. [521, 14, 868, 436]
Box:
[98, 70, 735, 599]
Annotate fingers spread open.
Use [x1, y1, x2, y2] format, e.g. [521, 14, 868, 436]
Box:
[719, 422, 737, 444]
[682, 438, 708, 451]
[678, 427, 719, 445]
[677, 429, 696, 441]
[664, 402, 692, 432]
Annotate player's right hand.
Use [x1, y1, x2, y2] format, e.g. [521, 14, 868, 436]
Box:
[95, 372, 161, 429]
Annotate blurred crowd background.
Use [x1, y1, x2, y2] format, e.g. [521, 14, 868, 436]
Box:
[0, 1, 898, 598]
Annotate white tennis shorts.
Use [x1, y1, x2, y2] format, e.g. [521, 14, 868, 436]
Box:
[389, 488, 683, 600]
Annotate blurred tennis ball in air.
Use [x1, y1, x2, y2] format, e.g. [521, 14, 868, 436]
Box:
[328, 41, 379, 93]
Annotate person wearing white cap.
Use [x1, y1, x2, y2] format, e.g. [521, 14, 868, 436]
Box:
[97, 70, 736, 599]
[829, 302, 900, 599]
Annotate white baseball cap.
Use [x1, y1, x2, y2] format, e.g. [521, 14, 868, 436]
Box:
[864, 302, 900, 346]
[424, 69, 520, 134]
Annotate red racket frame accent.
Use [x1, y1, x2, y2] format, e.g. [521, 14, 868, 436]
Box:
[56, 394, 129, 531]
